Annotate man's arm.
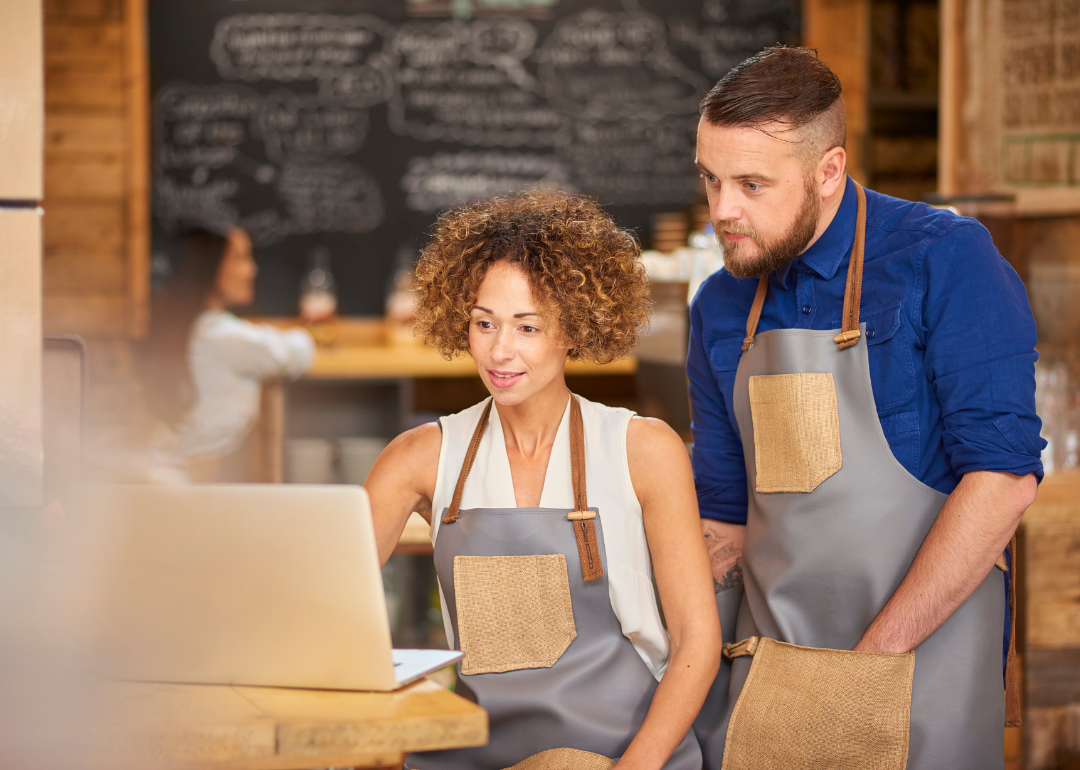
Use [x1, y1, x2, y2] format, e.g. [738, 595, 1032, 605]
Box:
[702, 519, 745, 592]
[687, 280, 753, 560]
[855, 470, 1035, 653]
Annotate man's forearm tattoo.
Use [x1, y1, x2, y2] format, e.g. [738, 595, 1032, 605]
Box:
[703, 528, 744, 592]
[714, 558, 743, 592]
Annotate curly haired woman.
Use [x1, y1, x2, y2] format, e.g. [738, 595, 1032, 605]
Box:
[366, 191, 720, 770]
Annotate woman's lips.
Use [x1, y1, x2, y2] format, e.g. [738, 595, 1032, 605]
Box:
[487, 370, 524, 389]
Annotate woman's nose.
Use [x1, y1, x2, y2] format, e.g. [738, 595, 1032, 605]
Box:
[492, 330, 514, 361]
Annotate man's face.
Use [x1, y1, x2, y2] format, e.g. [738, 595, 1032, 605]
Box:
[696, 118, 821, 279]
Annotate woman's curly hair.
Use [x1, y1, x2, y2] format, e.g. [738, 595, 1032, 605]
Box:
[414, 190, 651, 364]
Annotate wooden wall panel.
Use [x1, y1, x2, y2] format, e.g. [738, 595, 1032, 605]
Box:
[42, 0, 148, 338]
[44, 295, 130, 337]
[803, 0, 871, 185]
[46, 113, 126, 154]
[44, 23, 123, 64]
[45, 68, 125, 110]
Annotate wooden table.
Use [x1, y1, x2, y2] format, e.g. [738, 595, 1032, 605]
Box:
[86, 678, 486, 770]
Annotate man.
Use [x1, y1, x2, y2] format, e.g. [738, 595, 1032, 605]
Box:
[688, 47, 1043, 770]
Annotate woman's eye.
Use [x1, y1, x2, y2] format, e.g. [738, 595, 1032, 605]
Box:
[520, 325, 539, 334]
[476, 320, 494, 329]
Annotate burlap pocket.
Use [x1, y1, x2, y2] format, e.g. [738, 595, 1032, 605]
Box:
[454, 554, 576, 676]
[748, 373, 842, 493]
[503, 748, 615, 770]
[722, 637, 914, 770]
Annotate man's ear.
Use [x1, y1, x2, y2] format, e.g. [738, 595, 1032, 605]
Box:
[817, 146, 847, 197]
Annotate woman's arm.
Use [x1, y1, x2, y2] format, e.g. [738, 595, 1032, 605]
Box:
[618, 417, 722, 770]
[364, 422, 442, 564]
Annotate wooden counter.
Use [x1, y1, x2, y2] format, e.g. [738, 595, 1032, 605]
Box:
[249, 318, 637, 483]
[87, 678, 486, 770]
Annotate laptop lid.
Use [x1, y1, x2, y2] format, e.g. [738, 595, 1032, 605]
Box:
[64, 484, 403, 691]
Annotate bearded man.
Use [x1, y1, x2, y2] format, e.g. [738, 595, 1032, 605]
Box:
[688, 46, 1044, 770]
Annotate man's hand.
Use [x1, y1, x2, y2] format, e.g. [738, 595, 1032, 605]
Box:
[701, 519, 746, 593]
[854, 470, 1036, 654]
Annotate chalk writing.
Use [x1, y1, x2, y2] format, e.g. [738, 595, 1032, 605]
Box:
[538, 9, 709, 120]
[254, 89, 369, 162]
[390, 19, 561, 146]
[401, 151, 570, 211]
[210, 12, 395, 99]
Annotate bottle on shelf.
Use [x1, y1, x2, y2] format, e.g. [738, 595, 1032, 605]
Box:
[299, 245, 338, 323]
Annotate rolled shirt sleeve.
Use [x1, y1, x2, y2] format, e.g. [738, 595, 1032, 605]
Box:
[923, 223, 1045, 480]
[689, 285, 751, 524]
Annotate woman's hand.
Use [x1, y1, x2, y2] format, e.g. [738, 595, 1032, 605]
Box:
[615, 418, 722, 770]
[363, 422, 441, 565]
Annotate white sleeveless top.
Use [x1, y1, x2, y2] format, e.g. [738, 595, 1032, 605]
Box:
[430, 395, 670, 680]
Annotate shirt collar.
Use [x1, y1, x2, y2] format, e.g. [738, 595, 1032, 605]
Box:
[776, 176, 857, 288]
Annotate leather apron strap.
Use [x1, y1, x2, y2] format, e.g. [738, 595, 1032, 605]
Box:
[441, 395, 604, 582]
[1005, 535, 1020, 726]
[742, 182, 869, 352]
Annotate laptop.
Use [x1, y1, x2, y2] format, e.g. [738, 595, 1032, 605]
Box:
[60, 484, 461, 691]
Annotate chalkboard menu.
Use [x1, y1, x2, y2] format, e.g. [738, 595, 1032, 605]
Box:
[150, 0, 799, 315]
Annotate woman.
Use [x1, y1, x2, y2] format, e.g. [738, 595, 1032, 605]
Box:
[144, 223, 314, 482]
[366, 192, 720, 770]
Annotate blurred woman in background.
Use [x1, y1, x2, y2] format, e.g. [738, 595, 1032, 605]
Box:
[143, 223, 314, 482]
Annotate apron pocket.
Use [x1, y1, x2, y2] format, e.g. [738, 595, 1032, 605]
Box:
[503, 748, 615, 770]
[748, 373, 842, 493]
[454, 554, 577, 676]
[722, 637, 914, 770]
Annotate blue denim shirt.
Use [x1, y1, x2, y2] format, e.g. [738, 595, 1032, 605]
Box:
[688, 176, 1045, 525]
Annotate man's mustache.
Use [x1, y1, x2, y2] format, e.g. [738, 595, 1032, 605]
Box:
[714, 220, 761, 241]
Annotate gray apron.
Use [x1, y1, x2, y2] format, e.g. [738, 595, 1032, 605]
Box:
[407, 396, 702, 770]
[696, 183, 1015, 770]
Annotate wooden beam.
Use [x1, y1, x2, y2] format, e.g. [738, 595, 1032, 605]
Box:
[803, 0, 871, 185]
[122, 0, 149, 339]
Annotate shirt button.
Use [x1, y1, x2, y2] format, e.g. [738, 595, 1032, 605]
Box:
[866, 329, 876, 339]
[801, 305, 811, 315]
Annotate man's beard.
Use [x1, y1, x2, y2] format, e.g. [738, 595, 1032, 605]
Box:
[716, 179, 821, 280]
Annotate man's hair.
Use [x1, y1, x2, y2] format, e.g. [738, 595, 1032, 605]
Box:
[700, 46, 846, 166]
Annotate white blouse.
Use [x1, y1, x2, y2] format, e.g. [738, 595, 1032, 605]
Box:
[431, 395, 671, 680]
[175, 310, 314, 459]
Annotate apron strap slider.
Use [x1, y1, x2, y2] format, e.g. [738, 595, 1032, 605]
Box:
[567, 510, 596, 521]
[722, 636, 760, 659]
[833, 329, 862, 347]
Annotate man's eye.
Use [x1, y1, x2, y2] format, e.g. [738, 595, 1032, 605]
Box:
[746, 182, 762, 192]
[700, 173, 718, 184]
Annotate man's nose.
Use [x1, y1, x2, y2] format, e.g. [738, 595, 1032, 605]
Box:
[711, 184, 743, 224]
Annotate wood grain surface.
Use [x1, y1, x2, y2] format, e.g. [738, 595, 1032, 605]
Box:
[88, 678, 486, 770]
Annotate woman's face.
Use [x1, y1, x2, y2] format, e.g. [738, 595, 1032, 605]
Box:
[469, 261, 570, 407]
[213, 229, 257, 308]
